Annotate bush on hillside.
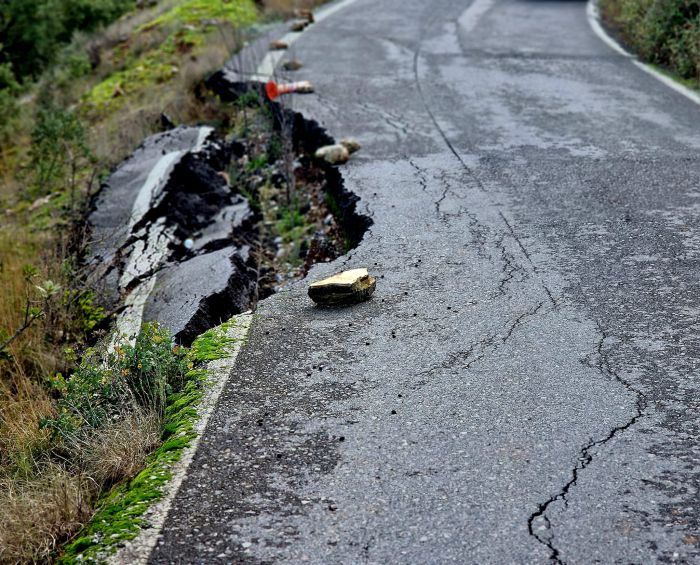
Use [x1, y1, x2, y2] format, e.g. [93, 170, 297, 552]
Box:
[0, 0, 135, 81]
[601, 0, 700, 82]
[0, 55, 20, 147]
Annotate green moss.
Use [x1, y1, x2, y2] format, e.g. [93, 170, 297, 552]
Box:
[145, 0, 257, 29]
[84, 59, 179, 112]
[83, 0, 257, 115]
[57, 318, 244, 564]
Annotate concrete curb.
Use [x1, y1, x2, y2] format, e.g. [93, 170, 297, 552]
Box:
[112, 313, 253, 565]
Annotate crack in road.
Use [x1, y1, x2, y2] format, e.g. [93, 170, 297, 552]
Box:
[417, 302, 545, 381]
[495, 236, 528, 297]
[408, 157, 431, 198]
[358, 101, 411, 144]
[498, 211, 535, 268]
[527, 324, 648, 564]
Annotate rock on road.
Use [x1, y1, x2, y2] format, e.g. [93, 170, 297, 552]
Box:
[148, 0, 700, 562]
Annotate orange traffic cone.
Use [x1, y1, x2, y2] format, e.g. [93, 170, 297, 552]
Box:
[265, 79, 314, 100]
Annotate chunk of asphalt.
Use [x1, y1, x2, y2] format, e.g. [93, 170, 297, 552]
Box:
[89, 126, 211, 269]
[88, 126, 258, 344]
[88, 126, 214, 306]
[143, 246, 256, 345]
[308, 268, 376, 305]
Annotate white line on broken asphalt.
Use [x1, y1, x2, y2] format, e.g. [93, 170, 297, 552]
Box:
[253, 0, 361, 81]
[112, 126, 213, 346]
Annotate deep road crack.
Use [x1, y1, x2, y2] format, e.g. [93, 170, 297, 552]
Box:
[527, 325, 648, 564]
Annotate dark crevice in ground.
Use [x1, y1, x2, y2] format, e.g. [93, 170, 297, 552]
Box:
[527, 325, 648, 564]
[89, 75, 372, 345]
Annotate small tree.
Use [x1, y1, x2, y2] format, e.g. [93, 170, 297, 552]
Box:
[0, 47, 20, 148]
[28, 106, 92, 199]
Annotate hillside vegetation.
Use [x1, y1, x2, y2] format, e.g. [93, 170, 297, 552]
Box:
[0, 0, 321, 561]
[600, 0, 700, 85]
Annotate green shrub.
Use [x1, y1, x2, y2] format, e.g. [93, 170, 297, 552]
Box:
[0, 0, 135, 81]
[602, 0, 700, 82]
[43, 323, 189, 446]
[0, 55, 21, 147]
[27, 106, 92, 198]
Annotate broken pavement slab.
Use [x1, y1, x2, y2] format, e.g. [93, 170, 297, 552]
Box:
[308, 268, 376, 305]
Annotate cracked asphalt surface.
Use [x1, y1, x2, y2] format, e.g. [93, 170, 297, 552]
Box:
[149, 0, 700, 562]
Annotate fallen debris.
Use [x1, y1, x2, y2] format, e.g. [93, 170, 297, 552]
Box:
[282, 59, 304, 71]
[315, 144, 350, 165]
[290, 20, 310, 32]
[265, 79, 314, 100]
[294, 8, 315, 23]
[340, 138, 362, 154]
[269, 40, 289, 50]
[308, 268, 376, 305]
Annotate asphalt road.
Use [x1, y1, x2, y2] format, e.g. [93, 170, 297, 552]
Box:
[149, 0, 700, 562]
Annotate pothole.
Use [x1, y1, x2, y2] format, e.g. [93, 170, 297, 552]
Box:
[88, 73, 371, 345]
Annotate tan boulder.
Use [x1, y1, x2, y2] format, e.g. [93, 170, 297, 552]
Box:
[340, 137, 362, 154]
[308, 268, 377, 305]
[315, 144, 350, 165]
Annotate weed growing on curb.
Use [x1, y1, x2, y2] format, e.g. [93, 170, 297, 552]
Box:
[56, 320, 241, 563]
[0, 323, 190, 562]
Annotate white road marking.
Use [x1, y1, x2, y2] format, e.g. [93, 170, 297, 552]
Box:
[253, 0, 362, 80]
[587, 0, 700, 106]
[458, 0, 496, 33]
[585, 1, 630, 57]
[128, 150, 183, 232]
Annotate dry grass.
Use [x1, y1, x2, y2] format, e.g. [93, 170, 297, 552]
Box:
[79, 410, 161, 487]
[0, 377, 54, 477]
[0, 465, 93, 564]
[0, 228, 61, 377]
[0, 395, 169, 561]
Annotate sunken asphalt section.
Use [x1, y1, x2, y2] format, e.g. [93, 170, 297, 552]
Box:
[150, 0, 700, 562]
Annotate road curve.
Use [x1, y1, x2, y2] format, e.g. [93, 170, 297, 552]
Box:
[149, 0, 700, 563]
